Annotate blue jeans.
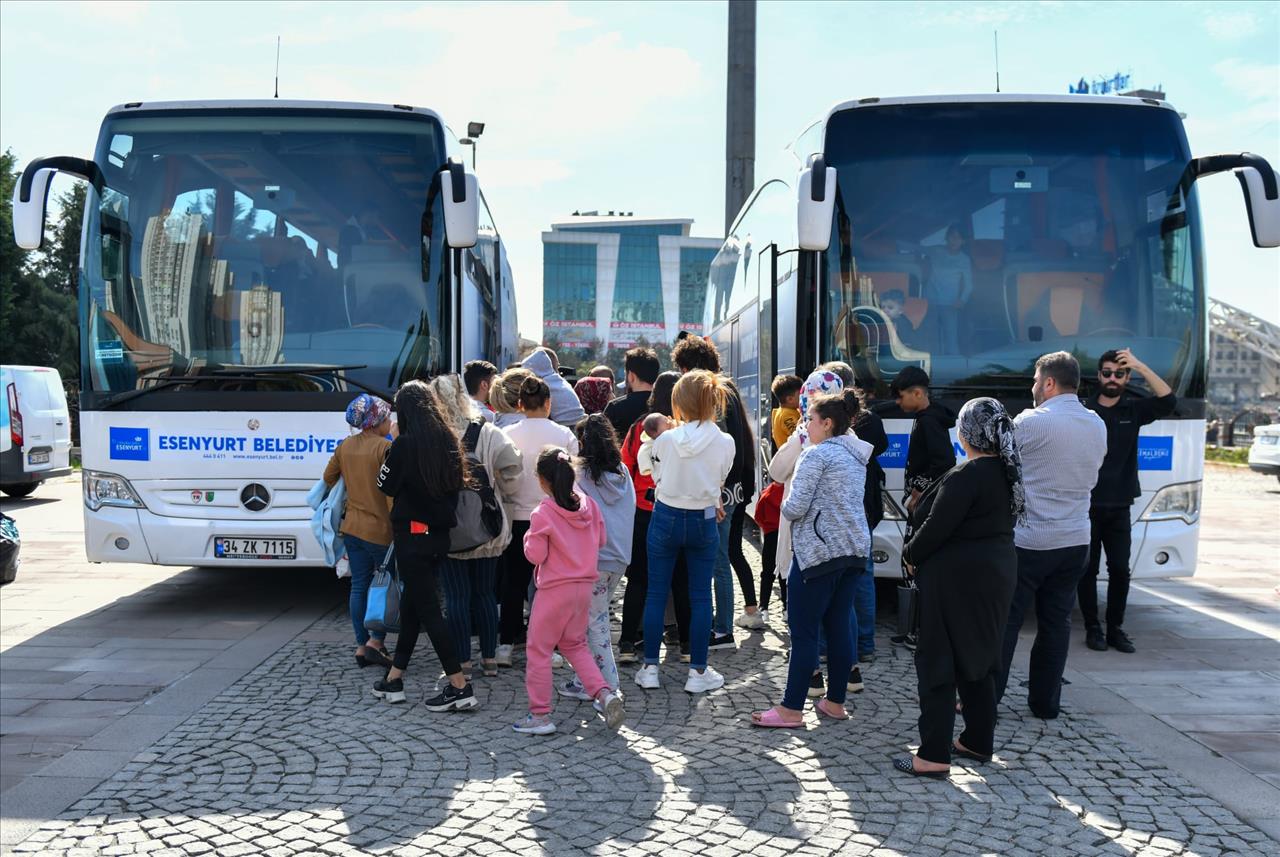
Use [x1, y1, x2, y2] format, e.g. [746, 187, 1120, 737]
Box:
[855, 554, 876, 656]
[712, 502, 736, 636]
[644, 502, 717, 670]
[345, 534, 390, 646]
[784, 557, 860, 710]
[819, 563, 868, 659]
[439, 555, 500, 664]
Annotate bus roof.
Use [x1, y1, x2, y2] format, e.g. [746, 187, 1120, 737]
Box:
[104, 99, 445, 124]
[816, 92, 1178, 140]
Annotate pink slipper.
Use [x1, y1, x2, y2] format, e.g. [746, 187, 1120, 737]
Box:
[815, 699, 849, 720]
[751, 708, 804, 728]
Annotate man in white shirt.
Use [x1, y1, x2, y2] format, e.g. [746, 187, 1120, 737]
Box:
[996, 351, 1106, 720]
[463, 360, 498, 423]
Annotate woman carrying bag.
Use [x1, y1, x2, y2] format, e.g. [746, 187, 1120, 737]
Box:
[893, 398, 1023, 778]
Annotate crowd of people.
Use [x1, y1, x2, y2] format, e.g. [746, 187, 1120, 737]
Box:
[316, 336, 1169, 775]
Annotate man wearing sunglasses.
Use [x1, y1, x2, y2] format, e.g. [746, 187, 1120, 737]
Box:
[1081, 348, 1176, 653]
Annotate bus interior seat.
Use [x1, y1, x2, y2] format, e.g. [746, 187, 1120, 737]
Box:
[968, 239, 1004, 271]
[1007, 271, 1105, 340]
[862, 272, 929, 330]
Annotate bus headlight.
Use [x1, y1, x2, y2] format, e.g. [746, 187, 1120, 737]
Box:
[1139, 481, 1201, 525]
[881, 492, 906, 521]
[84, 470, 144, 511]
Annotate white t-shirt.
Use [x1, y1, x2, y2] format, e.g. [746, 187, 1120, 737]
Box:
[503, 417, 580, 520]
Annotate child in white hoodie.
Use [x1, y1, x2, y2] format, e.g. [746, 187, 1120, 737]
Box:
[634, 370, 735, 694]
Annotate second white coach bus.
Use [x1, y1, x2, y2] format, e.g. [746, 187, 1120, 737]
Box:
[706, 93, 1278, 579]
[12, 99, 518, 566]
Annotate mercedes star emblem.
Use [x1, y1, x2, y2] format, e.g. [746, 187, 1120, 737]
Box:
[240, 483, 270, 512]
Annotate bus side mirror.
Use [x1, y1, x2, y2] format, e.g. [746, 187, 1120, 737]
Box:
[442, 159, 479, 249]
[797, 155, 836, 251]
[1235, 165, 1280, 248]
[11, 156, 104, 251]
[12, 167, 56, 250]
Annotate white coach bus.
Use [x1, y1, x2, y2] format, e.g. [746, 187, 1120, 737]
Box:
[11, 100, 518, 566]
[706, 93, 1278, 578]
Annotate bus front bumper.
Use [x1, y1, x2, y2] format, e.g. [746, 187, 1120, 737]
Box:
[84, 506, 330, 567]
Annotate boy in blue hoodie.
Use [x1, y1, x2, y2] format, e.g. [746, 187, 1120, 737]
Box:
[522, 347, 586, 427]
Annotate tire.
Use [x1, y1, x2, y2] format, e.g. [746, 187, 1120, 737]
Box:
[1, 483, 37, 499]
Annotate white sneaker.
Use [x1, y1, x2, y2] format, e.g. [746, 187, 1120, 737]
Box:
[684, 666, 725, 694]
[735, 611, 766, 631]
[634, 664, 660, 689]
[512, 713, 556, 735]
[551, 652, 565, 669]
[759, 608, 771, 626]
[596, 691, 625, 731]
[495, 644, 514, 667]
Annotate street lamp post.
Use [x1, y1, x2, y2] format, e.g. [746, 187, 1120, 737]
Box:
[459, 120, 485, 170]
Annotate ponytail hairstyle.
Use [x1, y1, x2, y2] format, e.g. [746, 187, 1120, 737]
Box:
[671, 369, 727, 424]
[518, 375, 551, 412]
[536, 446, 580, 511]
[808, 389, 863, 438]
[490, 367, 534, 415]
[393, 380, 469, 496]
[573, 413, 623, 484]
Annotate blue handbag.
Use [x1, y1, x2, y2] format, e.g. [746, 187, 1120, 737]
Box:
[363, 546, 401, 635]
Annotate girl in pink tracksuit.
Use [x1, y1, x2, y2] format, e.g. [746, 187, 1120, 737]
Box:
[515, 447, 626, 735]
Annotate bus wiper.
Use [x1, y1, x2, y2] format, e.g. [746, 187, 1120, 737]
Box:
[98, 366, 392, 410]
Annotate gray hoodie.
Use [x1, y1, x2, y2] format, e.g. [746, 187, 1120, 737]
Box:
[575, 464, 636, 574]
[523, 350, 586, 427]
[782, 433, 872, 573]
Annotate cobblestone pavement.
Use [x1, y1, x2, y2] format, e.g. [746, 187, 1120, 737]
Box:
[9, 591, 1276, 857]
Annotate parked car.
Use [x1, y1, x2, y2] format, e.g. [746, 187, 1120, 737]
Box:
[1, 365, 73, 498]
[1247, 424, 1280, 483]
[0, 512, 18, 585]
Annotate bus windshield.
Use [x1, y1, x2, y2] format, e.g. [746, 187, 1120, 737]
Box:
[821, 101, 1205, 400]
[82, 110, 449, 403]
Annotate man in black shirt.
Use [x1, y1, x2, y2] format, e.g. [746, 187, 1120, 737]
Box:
[890, 366, 956, 512]
[1080, 348, 1176, 654]
[603, 347, 660, 440]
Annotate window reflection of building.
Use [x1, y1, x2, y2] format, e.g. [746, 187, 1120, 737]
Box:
[140, 212, 202, 354]
[239, 283, 285, 365]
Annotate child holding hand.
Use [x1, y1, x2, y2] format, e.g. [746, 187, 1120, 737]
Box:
[516, 447, 626, 735]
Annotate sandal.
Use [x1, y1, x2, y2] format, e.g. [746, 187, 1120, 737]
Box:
[952, 742, 991, 764]
[892, 756, 949, 779]
[814, 699, 849, 721]
[356, 647, 393, 668]
[750, 707, 804, 728]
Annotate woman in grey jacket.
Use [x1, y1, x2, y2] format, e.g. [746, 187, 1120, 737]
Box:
[431, 375, 524, 678]
[752, 389, 871, 727]
[560, 414, 635, 699]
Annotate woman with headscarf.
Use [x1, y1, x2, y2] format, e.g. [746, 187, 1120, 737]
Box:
[323, 394, 396, 668]
[573, 376, 613, 416]
[893, 397, 1024, 778]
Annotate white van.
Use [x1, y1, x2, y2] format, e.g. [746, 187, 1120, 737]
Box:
[1, 366, 74, 498]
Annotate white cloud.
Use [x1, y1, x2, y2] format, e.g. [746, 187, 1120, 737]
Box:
[1211, 58, 1280, 103]
[1205, 10, 1258, 41]
[73, 0, 150, 23]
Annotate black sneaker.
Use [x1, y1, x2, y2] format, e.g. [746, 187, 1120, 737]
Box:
[424, 682, 479, 712]
[708, 632, 736, 651]
[1085, 626, 1107, 651]
[1106, 627, 1136, 654]
[372, 675, 406, 704]
[617, 640, 638, 664]
[890, 632, 918, 652]
[807, 671, 825, 698]
[858, 652, 876, 664]
[663, 625, 680, 645]
[847, 667, 864, 693]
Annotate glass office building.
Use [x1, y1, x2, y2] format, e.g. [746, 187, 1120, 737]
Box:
[542, 216, 722, 348]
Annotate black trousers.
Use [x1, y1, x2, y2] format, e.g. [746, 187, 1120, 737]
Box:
[1078, 505, 1133, 630]
[729, 502, 756, 607]
[391, 535, 462, 676]
[620, 508, 690, 645]
[997, 545, 1089, 719]
[758, 529, 788, 610]
[499, 520, 533, 645]
[918, 666, 999, 765]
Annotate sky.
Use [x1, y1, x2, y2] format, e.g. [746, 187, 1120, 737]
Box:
[1, 0, 1277, 335]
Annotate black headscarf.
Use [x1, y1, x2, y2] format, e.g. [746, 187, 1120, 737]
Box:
[957, 397, 1025, 525]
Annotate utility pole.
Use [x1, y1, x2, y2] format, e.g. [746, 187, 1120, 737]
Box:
[725, 0, 756, 236]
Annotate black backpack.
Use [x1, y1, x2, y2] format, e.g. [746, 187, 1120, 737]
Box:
[449, 419, 504, 553]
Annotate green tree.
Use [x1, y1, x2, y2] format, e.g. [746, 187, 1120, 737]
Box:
[37, 180, 87, 297]
[0, 149, 79, 379]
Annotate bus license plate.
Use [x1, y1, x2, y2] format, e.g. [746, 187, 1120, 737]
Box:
[214, 537, 296, 560]
[28, 451, 49, 464]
